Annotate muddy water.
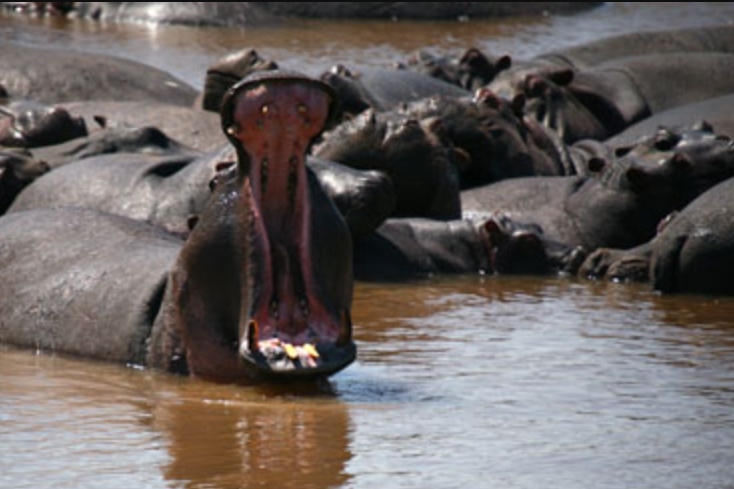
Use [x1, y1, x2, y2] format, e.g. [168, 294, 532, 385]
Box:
[2, 3, 734, 489]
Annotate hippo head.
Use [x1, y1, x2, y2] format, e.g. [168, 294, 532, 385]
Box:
[489, 69, 612, 143]
[614, 123, 734, 205]
[320, 65, 375, 117]
[201, 48, 279, 112]
[166, 71, 355, 383]
[0, 101, 88, 148]
[403, 48, 512, 91]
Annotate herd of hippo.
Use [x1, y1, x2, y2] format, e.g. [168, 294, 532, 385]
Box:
[2, 20, 734, 383]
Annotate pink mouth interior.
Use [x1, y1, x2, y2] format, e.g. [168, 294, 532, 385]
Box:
[228, 81, 340, 363]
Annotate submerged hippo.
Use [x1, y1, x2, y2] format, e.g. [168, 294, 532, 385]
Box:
[0, 71, 356, 382]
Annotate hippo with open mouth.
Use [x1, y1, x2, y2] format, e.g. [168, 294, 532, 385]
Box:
[0, 71, 356, 382]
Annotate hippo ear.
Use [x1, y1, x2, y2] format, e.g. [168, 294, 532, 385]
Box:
[495, 55, 512, 74]
[587, 157, 607, 174]
[692, 120, 714, 133]
[482, 219, 509, 247]
[548, 68, 574, 87]
[525, 75, 548, 98]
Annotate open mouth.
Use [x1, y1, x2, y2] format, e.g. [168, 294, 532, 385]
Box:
[222, 72, 355, 380]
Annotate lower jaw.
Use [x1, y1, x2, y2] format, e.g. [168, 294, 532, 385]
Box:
[240, 342, 357, 382]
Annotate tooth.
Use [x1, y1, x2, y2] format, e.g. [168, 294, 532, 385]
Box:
[247, 320, 259, 353]
[226, 124, 239, 136]
[284, 343, 298, 360]
[304, 344, 320, 359]
[261, 104, 269, 115]
[337, 309, 353, 346]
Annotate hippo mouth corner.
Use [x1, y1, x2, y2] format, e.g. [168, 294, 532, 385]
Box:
[222, 71, 355, 381]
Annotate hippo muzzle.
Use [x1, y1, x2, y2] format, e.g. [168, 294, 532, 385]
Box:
[219, 71, 355, 381]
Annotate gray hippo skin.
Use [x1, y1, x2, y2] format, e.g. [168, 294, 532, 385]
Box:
[0, 43, 197, 106]
[0, 71, 356, 382]
[68, 2, 600, 26]
[651, 177, 734, 295]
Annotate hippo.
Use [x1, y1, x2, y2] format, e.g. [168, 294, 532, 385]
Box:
[353, 213, 585, 281]
[651, 177, 734, 295]
[460, 152, 702, 254]
[0, 99, 88, 148]
[320, 65, 469, 117]
[489, 53, 734, 143]
[64, 2, 599, 27]
[314, 92, 577, 215]
[314, 105, 462, 220]
[0, 71, 356, 382]
[0, 43, 197, 106]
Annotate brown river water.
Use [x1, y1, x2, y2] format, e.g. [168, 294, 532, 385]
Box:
[2, 3, 734, 489]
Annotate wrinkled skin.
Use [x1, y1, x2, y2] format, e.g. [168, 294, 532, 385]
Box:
[320, 66, 469, 117]
[0, 43, 197, 106]
[0, 71, 356, 382]
[651, 177, 734, 295]
[0, 100, 87, 148]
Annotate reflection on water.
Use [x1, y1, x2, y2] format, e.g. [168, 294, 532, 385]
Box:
[2, 2, 734, 488]
[2, 277, 734, 489]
